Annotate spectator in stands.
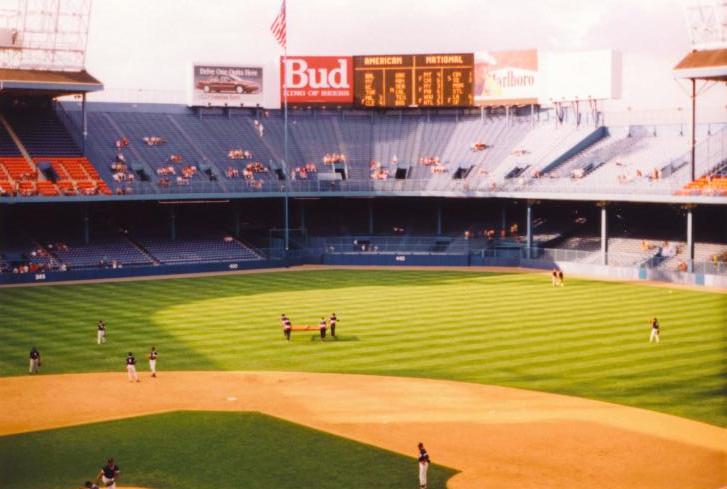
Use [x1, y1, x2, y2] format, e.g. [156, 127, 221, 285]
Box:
[254, 120, 264, 137]
[143, 136, 165, 146]
[471, 142, 488, 151]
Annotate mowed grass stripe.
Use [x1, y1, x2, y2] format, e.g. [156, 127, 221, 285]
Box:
[0, 269, 724, 425]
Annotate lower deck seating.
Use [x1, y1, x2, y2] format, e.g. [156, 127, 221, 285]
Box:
[136, 236, 261, 264]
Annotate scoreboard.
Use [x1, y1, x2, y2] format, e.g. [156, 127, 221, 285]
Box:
[353, 53, 474, 108]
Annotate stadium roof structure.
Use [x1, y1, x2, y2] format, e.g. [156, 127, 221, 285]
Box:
[0, 68, 103, 96]
[673, 48, 727, 81]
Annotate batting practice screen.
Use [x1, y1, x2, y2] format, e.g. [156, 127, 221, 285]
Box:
[353, 53, 474, 108]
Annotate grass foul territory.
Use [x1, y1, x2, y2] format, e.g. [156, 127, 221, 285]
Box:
[0, 411, 455, 489]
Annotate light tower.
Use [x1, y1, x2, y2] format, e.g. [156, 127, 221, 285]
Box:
[0, 0, 92, 71]
[683, 0, 727, 49]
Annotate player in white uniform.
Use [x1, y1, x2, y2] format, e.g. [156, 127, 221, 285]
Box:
[126, 352, 140, 382]
[148, 346, 158, 377]
[417, 442, 430, 489]
[97, 320, 106, 345]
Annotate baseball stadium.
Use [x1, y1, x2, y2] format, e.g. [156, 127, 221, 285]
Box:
[0, 1, 726, 488]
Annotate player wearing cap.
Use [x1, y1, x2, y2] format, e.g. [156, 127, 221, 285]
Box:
[329, 313, 337, 337]
[125, 352, 139, 382]
[649, 317, 660, 343]
[319, 317, 327, 340]
[96, 458, 120, 489]
[417, 442, 430, 489]
[281, 314, 292, 341]
[148, 346, 158, 377]
[28, 346, 41, 374]
[96, 320, 106, 345]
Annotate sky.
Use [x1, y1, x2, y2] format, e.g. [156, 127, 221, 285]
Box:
[31, 0, 727, 113]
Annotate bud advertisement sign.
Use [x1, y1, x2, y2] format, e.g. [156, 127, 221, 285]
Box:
[280, 56, 353, 105]
[191, 64, 263, 107]
[474, 50, 539, 106]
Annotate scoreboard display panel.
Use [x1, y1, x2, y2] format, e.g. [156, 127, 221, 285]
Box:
[353, 53, 473, 108]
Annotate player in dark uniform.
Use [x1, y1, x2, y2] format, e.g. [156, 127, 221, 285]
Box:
[126, 352, 139, 382]
[329, 313, 337, 338]
[558, 269, 564, 286]
[97, 320, 106, 345]
[417, 442, 430, 489]
[96, 458, 120, 489]
[649, 317, 660, 343]
[29, 346, 41, 374]
[282, 314, 292, 341]
[148, 346, 158, 377]
[319, 317, 327, 340]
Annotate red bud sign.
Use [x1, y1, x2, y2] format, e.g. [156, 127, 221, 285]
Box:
[281, 56, 353, 105]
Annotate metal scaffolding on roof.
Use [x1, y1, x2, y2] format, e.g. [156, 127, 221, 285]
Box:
[683, 0, 727, 49]
[0, 0, 91, 72]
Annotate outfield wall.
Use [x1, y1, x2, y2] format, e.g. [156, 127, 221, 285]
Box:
[0, 259, 283, 285]
[2, 253, 726, 288]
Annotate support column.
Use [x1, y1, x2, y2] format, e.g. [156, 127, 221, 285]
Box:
[283, 194, 289, 252]
[82, 93, 88, 156]
[169, 205, 176, 242]
[500, 204, 507, 232]
[232, 202, 240, 238]
[299, 200, 305, 231]
[83, 205, 90, 245]
[687, 207, 694, 273]
[368, 200, 374, 235]
[530, 103, 535, 128]
[690, 78, 696, 182]
[436, 204, 442, 235]
[600, 203, 608, 266]
[525, 202, 533, 259]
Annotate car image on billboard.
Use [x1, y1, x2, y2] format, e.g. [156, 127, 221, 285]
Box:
[196, 74, 260, 94]
[191, 64, 263, 107]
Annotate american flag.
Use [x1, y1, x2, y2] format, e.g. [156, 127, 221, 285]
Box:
[270, 0, 286, 49]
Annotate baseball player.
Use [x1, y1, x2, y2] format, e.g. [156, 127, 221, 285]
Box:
[551, 268, 558, 287]
[84, 481, 100, 489]
[417, 442, 430, 489]
[97, 320, 106, 345]
[96, 458, 120, 489]
[319, 317, 327, 340]
[558, 269, 565, 286]
[126, 352, 140, 382]
[28, 346, 41, 374]
[148, 346, 158, 377]
[282, 314, 292, 341]
[329, 313, 337, 337]
[649, 317, 660, 343]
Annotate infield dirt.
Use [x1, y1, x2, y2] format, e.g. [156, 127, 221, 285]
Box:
[2, 371, 725, 489]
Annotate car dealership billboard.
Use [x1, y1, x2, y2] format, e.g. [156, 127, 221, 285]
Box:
[280, 56, 354, 105]
[191, 64, 264, 107]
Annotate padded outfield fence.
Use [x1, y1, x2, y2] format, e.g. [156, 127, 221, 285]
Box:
[3, 240, 725, 287]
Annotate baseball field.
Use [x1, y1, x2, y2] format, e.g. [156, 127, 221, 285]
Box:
[0, 267, 725, 488]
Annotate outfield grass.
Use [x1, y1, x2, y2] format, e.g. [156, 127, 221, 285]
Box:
[0, 269, 725, 426]
[0, 411, 454, 489]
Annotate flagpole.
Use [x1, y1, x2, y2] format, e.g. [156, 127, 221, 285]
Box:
[282, 0, 289, 256]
